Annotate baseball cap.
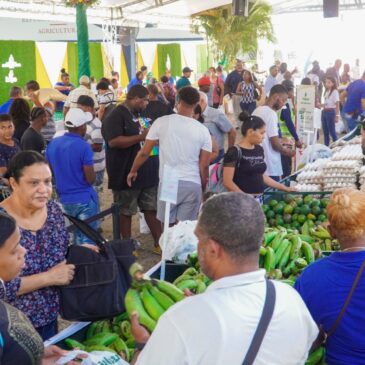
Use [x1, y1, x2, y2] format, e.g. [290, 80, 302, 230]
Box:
[198, 76, 211, 87]
[79, 75, 90, 84]
[182, 67, 193, 73]
[64, 108, 93, 128]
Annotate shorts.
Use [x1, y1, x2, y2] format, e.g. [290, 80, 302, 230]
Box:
[157, 180, 202, 224]
[113, 186, 158, 216]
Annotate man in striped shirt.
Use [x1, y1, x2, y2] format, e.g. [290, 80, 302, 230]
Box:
[77, 95, 105, 221]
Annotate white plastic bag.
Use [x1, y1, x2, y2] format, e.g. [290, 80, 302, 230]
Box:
[159, 220, 198, 263]
[56, 350, 128, 365]
[226, 97, 234, 114]
[298, 144, 332, 166]
[139, 212, 150, 234]
[335, 120, 346, 134]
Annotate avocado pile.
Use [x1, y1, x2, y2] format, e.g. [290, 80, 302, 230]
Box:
[262, 194, 329, 230]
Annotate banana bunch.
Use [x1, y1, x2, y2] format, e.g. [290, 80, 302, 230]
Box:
[64, 315, 134, 361]
[300, 221, 340, 251]
[123, 263, 187, 333]
[262, 223, 341, 286]
[261, 228, 317, 285]
[124, 279, 185, 332]
[186, 252, 200, 270]
[172, 267, 212, 293]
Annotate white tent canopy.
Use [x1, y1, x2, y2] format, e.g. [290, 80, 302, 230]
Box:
[0, 0, 362, 30]
[0, 0, 231, 29]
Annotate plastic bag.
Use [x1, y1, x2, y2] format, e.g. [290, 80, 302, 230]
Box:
[335, 120, 346, 134]
[225, 97, 234, 114]
[159, 220, 198, 263]
[139, 212, 151, 234]
[298, 144, 332, 167]
[56, 350, 128, 365]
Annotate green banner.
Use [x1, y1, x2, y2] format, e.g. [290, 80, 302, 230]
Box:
[89, 43, 104, 82]
[67, 42, 79, 86]
[196, 45, 213, 75]
[0, 41, 36, 104]
[157, 43, 181, 80]
[76, 3, 90, 80]
[67, 42, 104, 86]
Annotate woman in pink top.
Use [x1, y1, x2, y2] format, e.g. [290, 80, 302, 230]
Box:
[209, 67, 224, 109]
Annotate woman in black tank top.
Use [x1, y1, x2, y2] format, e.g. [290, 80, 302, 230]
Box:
[223, 113, 292, 196]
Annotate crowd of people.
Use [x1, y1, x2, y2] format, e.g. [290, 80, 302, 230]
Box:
[0, 57, 364, 364]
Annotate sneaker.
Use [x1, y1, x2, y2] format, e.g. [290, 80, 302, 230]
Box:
[152, 246, 162, 255]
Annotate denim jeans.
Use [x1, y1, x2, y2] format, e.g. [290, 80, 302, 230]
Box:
[321, 109, 337, 146]
[94, 170, 105, 187]
[63, 196, 98, 244]
[341, 111, 359, 133]
[240, 101, 257, 115]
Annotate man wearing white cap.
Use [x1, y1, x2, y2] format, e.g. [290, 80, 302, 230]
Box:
[63, 75, 98, 116]
[46, 108, 98, 245]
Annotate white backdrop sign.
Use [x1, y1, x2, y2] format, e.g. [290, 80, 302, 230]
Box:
[296, 85, 316, 137]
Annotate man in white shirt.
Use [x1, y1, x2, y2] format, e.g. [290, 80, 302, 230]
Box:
[63, 75, 98, 116]
[199, 92, 236, 163]
[130, 193, 319, 365]
[253, 84, 295, 181]
[127, 86, 212, 224]
[264, 65, 279, 97]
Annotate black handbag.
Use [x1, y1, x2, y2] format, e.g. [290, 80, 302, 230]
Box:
[59, 214, 136, 321]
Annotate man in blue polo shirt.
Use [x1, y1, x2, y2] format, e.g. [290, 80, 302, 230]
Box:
[0, 86, 23, 114]
[46, 108, 97, 244]
[341, 71, 365, 132]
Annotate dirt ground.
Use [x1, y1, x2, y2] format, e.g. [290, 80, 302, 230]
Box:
[98, 179, 161, 271]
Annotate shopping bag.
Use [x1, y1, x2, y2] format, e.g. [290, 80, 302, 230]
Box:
[59, 214, 136, 321]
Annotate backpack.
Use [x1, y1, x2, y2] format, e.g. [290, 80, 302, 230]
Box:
[207, 145, 242, 193]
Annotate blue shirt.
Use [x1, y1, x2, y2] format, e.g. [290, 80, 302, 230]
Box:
[54, 82, 73, 111]
[295, 251, 365, 365]
[127, 77, 142, 92]
[46, 133, 96, 204]
[342, 79, 365, 114]
[224, 70, 243, 94]
[0, 99, 13, 114]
